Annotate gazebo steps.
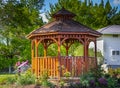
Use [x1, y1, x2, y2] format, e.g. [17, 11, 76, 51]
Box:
[48, 77, 80, 85]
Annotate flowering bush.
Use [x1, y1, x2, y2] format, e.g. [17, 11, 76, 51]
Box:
[98, 77, 107, 85]
[89, 79, 95, 87]
[14, 60, 29, 75]
[108, 68, 120, 78]
[15, 60, 29, 67]
[16, 68, 36, 85]
[80, 66, 120, 88]
[15, 61, 21, 67]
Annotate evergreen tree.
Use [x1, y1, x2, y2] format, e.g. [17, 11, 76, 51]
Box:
[99, 0, 104, 7]
[47, 0, 118, 29]
[111, 11, 120, 24]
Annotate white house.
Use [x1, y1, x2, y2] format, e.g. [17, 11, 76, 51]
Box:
[97, 25, 120, 68]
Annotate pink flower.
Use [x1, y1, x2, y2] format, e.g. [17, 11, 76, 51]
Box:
[16, 61, 21, 66]
[26, 60, 28, 65]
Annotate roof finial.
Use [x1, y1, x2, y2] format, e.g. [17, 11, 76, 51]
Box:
[62, 6, 65, 10]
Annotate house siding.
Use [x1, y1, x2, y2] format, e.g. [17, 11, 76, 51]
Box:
[103, 34, 120, 66]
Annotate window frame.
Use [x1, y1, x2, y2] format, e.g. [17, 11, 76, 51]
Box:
[112, 50, 120, 55]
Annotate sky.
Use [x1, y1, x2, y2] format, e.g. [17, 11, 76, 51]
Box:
[41, 0, 120, 22]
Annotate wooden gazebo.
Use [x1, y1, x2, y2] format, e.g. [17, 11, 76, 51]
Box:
[27, 8, 101, 78]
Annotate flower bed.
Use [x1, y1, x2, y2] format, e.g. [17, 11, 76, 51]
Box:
[0, 66, 120, 88]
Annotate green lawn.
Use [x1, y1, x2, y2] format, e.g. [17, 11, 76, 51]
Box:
[0, 73, 36, 88]
[0, 74, 15, 84]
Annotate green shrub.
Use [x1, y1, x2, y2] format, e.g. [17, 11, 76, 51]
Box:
[59, 79, 65, 87]
[80, 72, 94, 86]
[38, 70, 54, 87]
[108, 68, 120, 78]
[107, 77, 118, 88]
[64, 71, 71, 78]
[6, 76, 16, 84]
[16, 69, 35, 85]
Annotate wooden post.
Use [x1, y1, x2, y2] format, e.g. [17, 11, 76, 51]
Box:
[86, 44, 89, 58]
[44, 43, 47, 57]
[31, 40, 34, 59]
[43, 43, 47, 75]
[31, 40, 34, 73]
[66, 47, 69, 56]
[66, 43, 69, 56]
[84, 36, 87, 61]
[58, 35, 61, 78]
[83, 36, 88, 73]
[94, 39, 98, 68]
[53, 57, 56, 77]
[35, 40, 38, 77]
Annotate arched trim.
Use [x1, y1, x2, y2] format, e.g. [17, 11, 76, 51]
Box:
[61, 37, 84, 45]
[37, 38, 58, 46]
[87, 38, 96, 46]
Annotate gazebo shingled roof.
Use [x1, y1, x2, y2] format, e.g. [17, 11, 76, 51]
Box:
[27, 8, 101, 39]
[27, 8, 101, 78]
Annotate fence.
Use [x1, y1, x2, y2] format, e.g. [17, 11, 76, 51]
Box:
[32, 56, 96, 77]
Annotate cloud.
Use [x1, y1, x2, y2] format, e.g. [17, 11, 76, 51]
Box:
[40, 13, 48, 23]
[113, 0, 120, 5]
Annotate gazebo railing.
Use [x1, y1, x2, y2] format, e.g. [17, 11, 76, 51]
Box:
[60, 56, 84, 77]
[32, 56, 96, 77]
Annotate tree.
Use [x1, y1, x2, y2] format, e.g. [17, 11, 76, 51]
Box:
[0, 0, 44, 73]
[47, 0, 118, 29]
[110, 11, 120, 24]
[0, 0, 44, 31]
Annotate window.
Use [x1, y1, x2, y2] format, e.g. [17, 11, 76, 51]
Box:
[116, 51, 119, 55]
[113, 34, 118, 37]
[112, 51, 115, 55]
[112, 51, 120, 55]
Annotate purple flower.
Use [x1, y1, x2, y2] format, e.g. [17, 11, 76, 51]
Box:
[18, 68, 21, 72]
[98, 78, 107, 85]
[90, 80, 94, 83]
[89, 80, 95, 86]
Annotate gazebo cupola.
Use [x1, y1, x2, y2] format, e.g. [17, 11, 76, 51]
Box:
[53, 7, 76, 20]
[27, 8, 101, 78]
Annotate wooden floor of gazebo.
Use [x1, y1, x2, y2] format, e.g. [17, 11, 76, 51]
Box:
[32, 56, 96, 78]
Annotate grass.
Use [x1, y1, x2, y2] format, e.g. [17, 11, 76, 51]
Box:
[0, 74, 15, 85]
[0, 71, 36, 88]
[0, 73, 35, 88]
[0, 74, 19, 88]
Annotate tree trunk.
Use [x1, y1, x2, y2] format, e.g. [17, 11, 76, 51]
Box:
[9, 65, 12, 73]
